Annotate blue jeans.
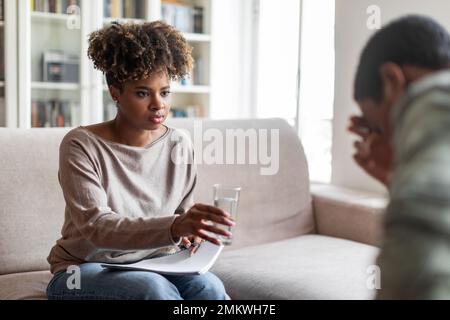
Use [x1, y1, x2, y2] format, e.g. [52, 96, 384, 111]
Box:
[47, 263, 228, 300]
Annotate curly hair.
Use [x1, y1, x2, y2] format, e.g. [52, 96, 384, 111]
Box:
[87, 20, 194, 88]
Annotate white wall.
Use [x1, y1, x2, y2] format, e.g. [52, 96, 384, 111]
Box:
[332, 0, 450, 193]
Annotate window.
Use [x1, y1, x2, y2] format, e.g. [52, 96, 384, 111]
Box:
[254, 0, 300, 127]
[254, 0, 335, 183]
[297, 0, 335, 183]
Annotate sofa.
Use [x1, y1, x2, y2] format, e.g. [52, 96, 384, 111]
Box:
[0, 118, 386, 300]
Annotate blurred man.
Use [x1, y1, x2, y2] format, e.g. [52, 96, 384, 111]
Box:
[349, 15, 450, 299]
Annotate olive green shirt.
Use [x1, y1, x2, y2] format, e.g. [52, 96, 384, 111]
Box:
[377, 70, 450, 299]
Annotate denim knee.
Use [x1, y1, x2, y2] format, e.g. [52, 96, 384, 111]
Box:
[134, 273, 182, 300]
[183, 272, 228, 300]
[47, 265, 183, 300]
[202, 272, 227, 300]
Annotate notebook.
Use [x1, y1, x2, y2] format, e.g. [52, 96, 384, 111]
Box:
[101, 241, 224, 275]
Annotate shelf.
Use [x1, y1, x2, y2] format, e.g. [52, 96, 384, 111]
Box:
[31, 11, 77, 23]
[0, 81, 4, 87]
[171, 85, 210, 93]
[103, 17, 147, 25]
[99, 25, 211, 43]
[103, 84, 210, 94]
[183, 33, 211, 43]
[31, 82, 80, 90]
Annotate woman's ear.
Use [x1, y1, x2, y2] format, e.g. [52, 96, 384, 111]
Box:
[109, 85, 120, 102]
[379, 62, 406, 104]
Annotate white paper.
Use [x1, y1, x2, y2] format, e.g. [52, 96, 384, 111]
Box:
[101, 241, 224, 275]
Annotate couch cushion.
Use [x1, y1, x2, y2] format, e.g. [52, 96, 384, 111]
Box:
[210, 234, 379, 300]
[0, 128, 69, 274]
[0, 118, 314, 275]
[0, 270, 52, 300]
[1, 235, 378, 300]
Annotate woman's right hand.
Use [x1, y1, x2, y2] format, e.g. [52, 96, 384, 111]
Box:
[170, 203, 236, 246]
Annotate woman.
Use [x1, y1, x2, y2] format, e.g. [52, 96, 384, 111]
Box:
[46, 21, 234, 300]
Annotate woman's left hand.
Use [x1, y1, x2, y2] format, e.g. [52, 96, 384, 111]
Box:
[181, 235, 204, 256]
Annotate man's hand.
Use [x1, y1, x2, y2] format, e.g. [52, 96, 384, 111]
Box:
[348, 115, 393, 187]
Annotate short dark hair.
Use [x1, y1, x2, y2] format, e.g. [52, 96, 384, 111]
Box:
[354, 15, 450, 102]
[87, 21, 193, 89]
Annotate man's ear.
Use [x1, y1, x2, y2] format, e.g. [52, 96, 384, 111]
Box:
[379, 63, 406, 104]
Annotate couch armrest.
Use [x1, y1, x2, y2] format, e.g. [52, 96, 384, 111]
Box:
[311, 184, 387, 247]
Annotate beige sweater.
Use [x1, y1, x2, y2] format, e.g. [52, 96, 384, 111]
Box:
[47, 125, 197, 274]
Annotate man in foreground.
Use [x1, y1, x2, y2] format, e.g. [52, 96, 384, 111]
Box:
[350, 15, 450, 299]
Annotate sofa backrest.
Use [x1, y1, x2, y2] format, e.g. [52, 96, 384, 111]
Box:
[0, 128, 69, 274]
[0, 118, 314, 274]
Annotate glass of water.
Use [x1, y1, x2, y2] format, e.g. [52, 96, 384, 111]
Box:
[213, 184, 241, 245]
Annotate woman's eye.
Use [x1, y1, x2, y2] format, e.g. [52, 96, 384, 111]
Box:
[161, 91, 171, 98]
[136, 91, 149, 97]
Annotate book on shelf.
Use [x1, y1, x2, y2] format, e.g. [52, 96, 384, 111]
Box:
[111, 0, 121, 18]
[104, 0, 146, 19]
[169, 105, 200, 118]
[193, 56, 205, 85]
[0, 30, 4, 81]
[31, 100, 79, 127]
[0, 96, 5, 127]
[192, 6, 203, 33]
[0, 0, 4, 21]
[31, 0, 79, 14]
[161, 1, 204, 34]
[175, 56, 204, 86]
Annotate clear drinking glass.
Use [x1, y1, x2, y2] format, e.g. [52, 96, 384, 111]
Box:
[213, 184, 241, 245]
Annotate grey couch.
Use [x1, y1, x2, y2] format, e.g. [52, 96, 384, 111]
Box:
[0, 118, 385, 299]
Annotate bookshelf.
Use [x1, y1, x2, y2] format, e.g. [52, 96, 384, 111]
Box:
[0, 0, 4, 126]
[0, 0, 16, 128]
[9, 0, 213, 128]
[17, 0, 84, 128]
